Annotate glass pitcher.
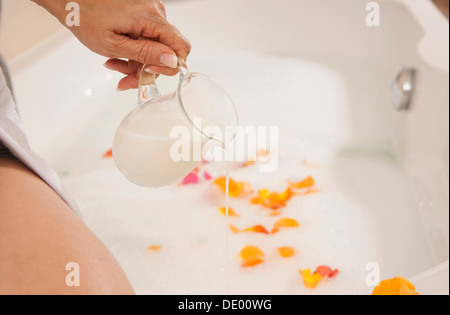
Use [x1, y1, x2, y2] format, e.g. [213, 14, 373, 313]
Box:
[112, 58, 239, 187]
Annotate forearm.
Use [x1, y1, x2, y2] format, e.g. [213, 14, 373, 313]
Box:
[31, 0, 74, 24]
[29, 0, 191, 89]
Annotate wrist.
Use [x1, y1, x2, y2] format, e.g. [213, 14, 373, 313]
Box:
[32, 0, 70, 23]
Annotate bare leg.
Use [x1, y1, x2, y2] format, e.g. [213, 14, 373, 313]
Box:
[0, 156, 134, 295]
[431, 0, 449, 19]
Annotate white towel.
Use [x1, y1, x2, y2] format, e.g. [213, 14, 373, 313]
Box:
[0, 68, 79, 215]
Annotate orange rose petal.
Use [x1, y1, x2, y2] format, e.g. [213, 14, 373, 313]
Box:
[219, 207, 240, 217]
[314, 266, 339, 278]
[213, 177, 239, 196]
[276, 188, 295, 202]
[253, 190, 288, 211]
[103, 149, 113, 159]
[251, 189, 270, 205]
[278, 246, 296, 258]
[289, 176, 315, 190]
[304, 189, 320, 195]
[274, 218, 300, 228]
[372, 277, 419, 295]
[243, 225, 270, 235]
[147, 245, 162, 251]
[272, 218, 300, 234]
[229, 223, 241, 234]
[251, 197, 261, 205]
[300, 269, 323, 289]
[258, 189, 271, 199]
[213, 177, 253, 198]
[242, 161, 256, 168]
[258, 149, 270, 157]
[242, 259, 264, 268]
[329, 269, 340, 278]
[269, 193, 286, 208]
[240, 245, 264, 261]
[251, 187, 296, 210]
[237, 181, 254, 197]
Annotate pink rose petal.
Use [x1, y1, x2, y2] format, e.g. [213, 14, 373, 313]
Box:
[181, 172, 200, 185]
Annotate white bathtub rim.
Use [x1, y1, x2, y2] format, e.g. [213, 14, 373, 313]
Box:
[392, 0, 449, 73]
[410, 260, 449, 295]
[8, 28, 73, 76]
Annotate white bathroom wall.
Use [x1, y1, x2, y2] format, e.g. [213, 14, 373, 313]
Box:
[0, 0, 63, 61]
[1, 0, 446, 62]
[0, 0, 181, 62]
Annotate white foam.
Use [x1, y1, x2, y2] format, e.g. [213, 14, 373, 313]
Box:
[59, 52, 433, 294]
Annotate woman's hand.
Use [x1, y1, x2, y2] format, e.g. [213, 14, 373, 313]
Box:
[33, 0, 191, 90]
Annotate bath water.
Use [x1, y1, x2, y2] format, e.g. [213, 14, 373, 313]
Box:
[58, 52, 434, 294]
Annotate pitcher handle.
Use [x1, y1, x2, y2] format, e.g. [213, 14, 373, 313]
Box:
[138, 57, 189, 105]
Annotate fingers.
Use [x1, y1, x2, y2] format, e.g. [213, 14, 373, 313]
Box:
[145, 64, 178, 77]
[142, 20, 192, 61]
[111, 34, 179, 76]
[117, 74, 140, 91]
[105, 16, 192, 90]
[104, 59, 141, 75]
[105, 59, 163, 91]
[104, 59, 140, 90]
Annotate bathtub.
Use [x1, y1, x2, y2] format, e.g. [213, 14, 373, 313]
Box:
[8, 0, 449, 295]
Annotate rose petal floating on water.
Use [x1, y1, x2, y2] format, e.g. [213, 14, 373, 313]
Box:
[289, 176, 315, 190]
[242, 259, 264, 268]
[229, 224, 269, 235]
[303, 189, 320, 195]
[214, 177, 238, 195]
[239, 150, 270, 168]
[103, 149, 113, 159]
[300, 269, 323, 289]
[181, 171, 200, 185]
[240, 245, 264, 267]
[251, 189, 270, 205]
[219, 207, 240, 217]
[258, 149, 270, 158]
[243, 225, 270, 235]
[147, 245, 162, 251]
[251, 188, 295, 210]
[241, 161, 256, 168]
[314, 266, 339, 278]
[278, 246, 296, 258]
[238, 181, 254, 197]
[229, 223, 241, 234]
[271, 218, 300, 234]
[213, 176, 253, 197]
[276, 188, 295, 202]
[372, 277, 419, 295]
[299, 266, 339, 288]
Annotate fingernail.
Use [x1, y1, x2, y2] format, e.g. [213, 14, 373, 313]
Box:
[159, 54, 178, 68]
[144, 67, 158, 74]
[103, 63, 113, 70]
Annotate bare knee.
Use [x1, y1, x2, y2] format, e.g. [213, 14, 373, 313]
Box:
[0, 156, 134, 295]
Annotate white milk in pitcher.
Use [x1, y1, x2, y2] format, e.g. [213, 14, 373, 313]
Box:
[113, 118, 202, 187]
